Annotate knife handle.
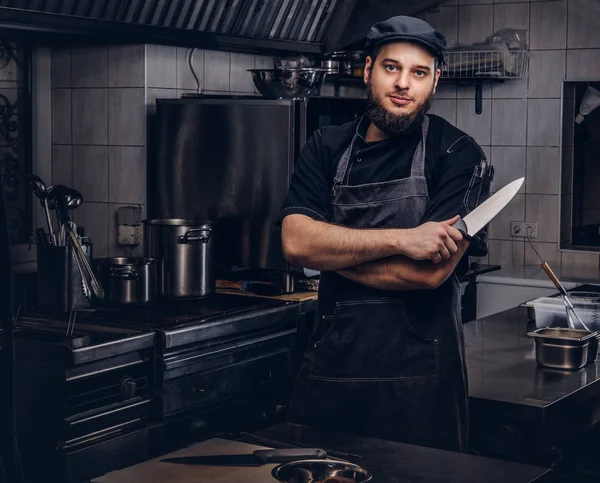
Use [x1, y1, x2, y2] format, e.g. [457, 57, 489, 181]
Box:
[254, 448, 327, 463]
[450, 217, 472, 240]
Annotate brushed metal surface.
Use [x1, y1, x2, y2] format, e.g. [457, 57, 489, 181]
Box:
[152, 99, 296, 271]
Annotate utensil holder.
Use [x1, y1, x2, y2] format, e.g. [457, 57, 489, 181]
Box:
[37, 243, 93, 312]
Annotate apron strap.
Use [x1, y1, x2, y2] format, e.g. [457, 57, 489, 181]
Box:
[410, 115, 429, 178]
[331, 115, 430, 197]
[331, 134, 356, 197]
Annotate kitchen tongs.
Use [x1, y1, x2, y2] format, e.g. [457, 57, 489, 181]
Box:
[526, 231, 589, 330]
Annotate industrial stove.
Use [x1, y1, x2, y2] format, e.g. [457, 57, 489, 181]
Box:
[12, 292, 304, 483]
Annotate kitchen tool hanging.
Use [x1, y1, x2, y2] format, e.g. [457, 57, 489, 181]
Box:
[27, 174, 56, 245]
[526, 230, 589, 330]
[143, 219, 215, 299]
[47, 185, 104, 300]
[95, 257, 156, 305]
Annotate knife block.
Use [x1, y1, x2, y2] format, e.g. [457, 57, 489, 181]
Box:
[37, 243, 93, 312]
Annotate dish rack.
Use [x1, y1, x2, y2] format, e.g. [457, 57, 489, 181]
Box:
[440, 48, 530, 114]
[441, 49, 529, 80]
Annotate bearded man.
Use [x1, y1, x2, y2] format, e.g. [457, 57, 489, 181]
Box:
[276, 16, 494, 453]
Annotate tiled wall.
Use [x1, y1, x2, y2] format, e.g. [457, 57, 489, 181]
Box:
[423, 0, 600, 271]
[50, 43, 364, 259]
[49, 0, 599, 270]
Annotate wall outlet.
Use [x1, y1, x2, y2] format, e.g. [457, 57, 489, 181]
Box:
[510, 222, 538, 238]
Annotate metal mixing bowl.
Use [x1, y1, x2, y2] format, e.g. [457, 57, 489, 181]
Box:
[248, 68, 328, 99]
[272, 459, 372, 483]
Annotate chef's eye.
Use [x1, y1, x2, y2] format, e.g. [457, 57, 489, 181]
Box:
[414, 70, 427, 77]
[384, 64, 399, 72]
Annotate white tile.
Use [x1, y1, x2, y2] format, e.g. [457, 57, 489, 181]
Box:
[489, 193, 525, 240]
[528, 50, 566, 99]
[459, 0, 493, 5]
[425, 6, 459, 48]
[71, 46, 108, 88]
[72, 202, 109, 258]
[434, 83, 457, 99]
[108, 45, 145, 87]
[429, 99, 457, 125]
[72, 88, 108, 145]
[530, 1, 567, 50]
[493, 2, 530, 45]
[492, 79, 527, 100]
[203, 50, 230, 92]
[457, 99, 491, 145]
[108, 146, 146, 204]
[52, 88, 71, 144]
[524, 241, 561, 266]
[456, 84, 491, 99]
[567, 0, 600, 48]
[488, 239, 525, 267]
[146, 88, 177, 116]
[526, 194, 559, 242]
[560, 250, 599, 270]
[491, 99, 527, 146]
[494, 0, 529, 3]
[72, 146, 109, 203]
[458, 5, 494, 46]
[566, 50, 600, 79]
[177, 47, 204, 91]
[52, 48, 71, 88]
[146, 44, 177, 88]
[490, 146, 526, 193]
[108, 88, 145, 146]
[527, 99, 561, 147]
[230, 53, 255, 94]
[526, 147, 560, 194]
[52, 145, 72, 186]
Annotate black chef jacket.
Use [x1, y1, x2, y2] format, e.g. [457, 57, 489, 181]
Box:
[277, 114, 492, 275]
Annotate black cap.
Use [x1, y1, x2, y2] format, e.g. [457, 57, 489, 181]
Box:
[365, 16, 447, 64]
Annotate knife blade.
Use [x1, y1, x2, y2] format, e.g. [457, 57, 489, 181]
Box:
[162, 448, 328, 466]
[452, 177, 524, 239]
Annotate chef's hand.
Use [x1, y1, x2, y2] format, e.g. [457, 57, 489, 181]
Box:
[400, 215, 464, 264]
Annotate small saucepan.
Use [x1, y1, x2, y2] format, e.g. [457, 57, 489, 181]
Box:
[272, 459, 372, 483]
[94, 257, 156, 305]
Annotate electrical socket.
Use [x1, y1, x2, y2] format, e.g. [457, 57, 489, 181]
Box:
[510, 222, 538, 238]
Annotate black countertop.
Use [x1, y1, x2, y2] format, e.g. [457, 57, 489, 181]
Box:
[464, 306, 600, 422]
[245, 423, 550, 482]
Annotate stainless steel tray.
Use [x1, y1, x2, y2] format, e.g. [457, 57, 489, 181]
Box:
[527, 328, 598, 370]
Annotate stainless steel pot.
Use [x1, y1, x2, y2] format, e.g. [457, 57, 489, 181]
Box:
[143, 219, 215, 299]
[95, 257, 156, 305]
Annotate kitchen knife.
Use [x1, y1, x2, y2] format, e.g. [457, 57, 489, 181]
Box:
[452, 177, 524, 239]
[162, 448, 328, 467]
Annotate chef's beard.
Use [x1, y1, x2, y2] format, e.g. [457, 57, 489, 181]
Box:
[366, 79, 435, 136]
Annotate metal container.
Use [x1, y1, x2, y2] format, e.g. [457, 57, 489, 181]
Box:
[144, 219, 214, 299]
[248, 68, 328, 99]
[528, 328, 597, 370]
[587, 332, 600, 363]
[272, 460, 372, 483]
[95, 257, 156, 305]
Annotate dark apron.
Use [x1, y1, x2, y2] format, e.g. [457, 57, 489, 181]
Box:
[287, 115, 469, 453]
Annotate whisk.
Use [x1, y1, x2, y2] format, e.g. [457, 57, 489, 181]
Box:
[526, 229, 589, 331]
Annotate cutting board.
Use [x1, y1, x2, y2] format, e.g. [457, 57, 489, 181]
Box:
[92, 438, 279, 483]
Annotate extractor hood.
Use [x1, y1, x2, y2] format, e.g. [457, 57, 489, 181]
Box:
[0, 0, 441, 56]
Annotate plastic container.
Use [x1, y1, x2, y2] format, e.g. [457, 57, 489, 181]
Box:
[533, 293, 600, 331]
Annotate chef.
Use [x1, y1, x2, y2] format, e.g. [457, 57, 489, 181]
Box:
[276, 16, 494, 453]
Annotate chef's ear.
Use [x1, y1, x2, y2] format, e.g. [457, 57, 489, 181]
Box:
[363, 56, 373, 84]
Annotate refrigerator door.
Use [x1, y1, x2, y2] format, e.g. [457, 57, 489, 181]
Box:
[152, 98, 297, 271]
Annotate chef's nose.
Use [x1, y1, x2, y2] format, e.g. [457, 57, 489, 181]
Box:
[394, 71, 410, 91]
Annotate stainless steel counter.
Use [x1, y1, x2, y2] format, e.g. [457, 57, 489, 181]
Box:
[465, 306, 600, 422]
